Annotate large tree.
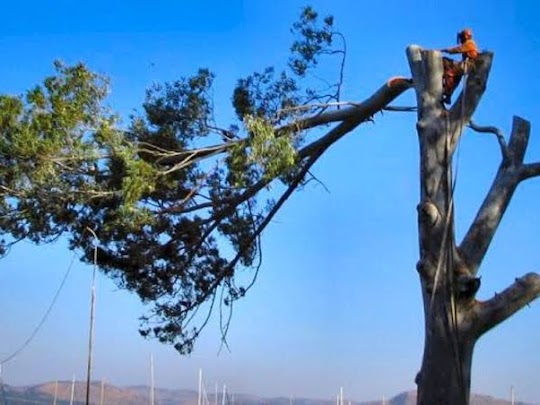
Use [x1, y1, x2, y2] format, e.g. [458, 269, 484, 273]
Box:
[0, 8, 538, 404]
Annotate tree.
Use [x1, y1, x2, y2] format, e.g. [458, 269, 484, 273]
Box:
[0, 8, 538, 404]
[407, 47, 540, 404]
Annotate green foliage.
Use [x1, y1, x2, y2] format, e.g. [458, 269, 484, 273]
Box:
[232, 67, 299, 122]
[0, 6, 343, 354]
[0, 62, 113, 244]
[143, 68, 215, 141]
[289, 6, 334, 76]
[244, 115, 297, 180]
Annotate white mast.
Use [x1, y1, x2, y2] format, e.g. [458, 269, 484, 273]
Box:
[222, 384, 226, 405]
[511, 385, 515, 405]
[53, 380, 58, 405]
[69, 375, 76, 405]
[85, 227, 99, 405]
[100, 380, 105, 405]
[340, 387, 343, 405]
[150, 355, 155, 405]
[198, 369, 203, 405]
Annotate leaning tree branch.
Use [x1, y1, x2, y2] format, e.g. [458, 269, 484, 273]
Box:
[287, 77, 412, 134]
[459, 117, 531, 274]
[178, 117, 362, 316]
[473, 272, 540, 337]
[146, 78, 412, 172]
[468, 120, 510, 163]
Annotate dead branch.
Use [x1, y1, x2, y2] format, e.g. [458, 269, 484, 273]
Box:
[468, 121, 510, 163]
[383, 106, 417, 112]
[283, 78, 412, 134]
[519, 162, 540, 180]
[459, 117, 531, 273]
[473, 272, 540, 337]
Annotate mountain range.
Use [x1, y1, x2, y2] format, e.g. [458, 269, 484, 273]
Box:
[0, 381, 534, 405]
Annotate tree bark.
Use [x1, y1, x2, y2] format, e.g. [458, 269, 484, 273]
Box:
[407, 45, 492, 405]
[407, 43, 540, 404]
[416, 298, 476, 405]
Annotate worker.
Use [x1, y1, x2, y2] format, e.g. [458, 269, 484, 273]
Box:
[440, 28, 479, 104]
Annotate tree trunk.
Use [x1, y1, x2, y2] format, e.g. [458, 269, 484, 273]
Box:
[417, 296, 476, 404]
[402, 43, 540, 404]
[407, 46, 491, 405]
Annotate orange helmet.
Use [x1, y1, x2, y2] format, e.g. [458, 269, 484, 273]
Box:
[457, 28, 473, 44]
[461, 28, 473, 39]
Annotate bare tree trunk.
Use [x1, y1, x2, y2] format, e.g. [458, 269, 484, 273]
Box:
[407, 46, 491, 405]
[417, 300, 476, 404]
[406, 44, 540, 404]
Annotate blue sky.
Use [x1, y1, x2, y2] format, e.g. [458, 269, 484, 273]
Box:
[1, 0, 540, 403]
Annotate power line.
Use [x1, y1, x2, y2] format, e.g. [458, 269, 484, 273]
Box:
[0, 250, 77, 365]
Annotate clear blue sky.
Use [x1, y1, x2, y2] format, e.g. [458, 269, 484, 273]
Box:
[1, 0, 540, 403]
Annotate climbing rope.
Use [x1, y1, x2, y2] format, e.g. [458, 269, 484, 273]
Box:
[429, 63, 471, 402]
[445, 71, 470, 402]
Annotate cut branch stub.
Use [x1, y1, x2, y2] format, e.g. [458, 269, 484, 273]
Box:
[417, 200, 440, 227]
[507, 116, 531, 164]
[406, 45, 444, 118]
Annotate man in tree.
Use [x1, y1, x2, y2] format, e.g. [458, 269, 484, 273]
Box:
[2, 8, 540, 404]
[441, 28, 479, 104]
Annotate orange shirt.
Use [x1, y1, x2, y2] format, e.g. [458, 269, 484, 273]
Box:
[447, 39, 479, 59]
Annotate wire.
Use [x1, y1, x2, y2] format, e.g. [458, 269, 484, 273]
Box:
[0, 250, 78, 365]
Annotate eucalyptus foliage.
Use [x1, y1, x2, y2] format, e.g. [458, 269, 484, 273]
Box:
[0, 7, 344, 353]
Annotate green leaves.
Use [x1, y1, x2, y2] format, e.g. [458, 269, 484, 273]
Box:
[143, 68, 215, 141]
[0, 5, 344, 355]
[232, 67, 299, 122]
[244, 115, 297, 180]
[289, 6, 335, 76]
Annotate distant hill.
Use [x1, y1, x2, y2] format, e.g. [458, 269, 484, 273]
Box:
[0, 382, 533, 405]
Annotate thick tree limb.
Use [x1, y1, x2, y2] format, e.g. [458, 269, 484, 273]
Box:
[155, 78, 412, 168]
[297, 79, 411, 159]
[520, 162, 540, 180]
[474, 272, 540, 337]
[459, 117, 531, 274]
[468, 121, 510, 163]
[447, 54, 493, 152]
[406, 46, 443, 118]
[280, 77, 412, 133]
